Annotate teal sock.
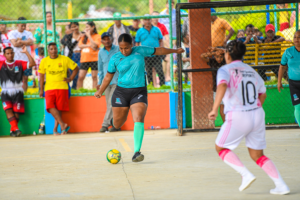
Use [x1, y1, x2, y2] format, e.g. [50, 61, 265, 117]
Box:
[134, 122, 144, 153]
[295, 104, 300, 127]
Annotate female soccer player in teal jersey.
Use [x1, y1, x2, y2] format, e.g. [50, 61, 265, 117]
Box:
[278, 30, 300, 126]
[95, 33, 184, 162]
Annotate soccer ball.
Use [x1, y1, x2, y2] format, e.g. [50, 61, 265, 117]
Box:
[106, 149, 122, 164]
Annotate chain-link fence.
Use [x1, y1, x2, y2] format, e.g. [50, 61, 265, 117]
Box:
[176, 0, 300, 135]
[0, 0, 191, 97]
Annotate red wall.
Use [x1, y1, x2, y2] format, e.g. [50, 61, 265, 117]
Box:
[62, 93, 170, 133]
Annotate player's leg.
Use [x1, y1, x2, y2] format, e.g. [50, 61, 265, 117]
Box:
[5, 109, 21, 136]
[77, 67, 88, 89]
[215, 111, 256, 191]
[248, 148, 290, 195]
[53, 118, 59, 136]
[111, 107, 129, 129]
[49, 108, 68, 133]
[294, 104, 300, 126]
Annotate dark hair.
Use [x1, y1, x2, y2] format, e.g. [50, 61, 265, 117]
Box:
[226, 40, 246, 61]
[70, 22, 79, 28]
[83, 21, 98, 44]
[118, 33, 133, 45]
[46, 11, 52, 15]
[38, 47, 44, 56]
[3, 47, 13, 54]
[152, 11, 160, 14]
[245, 24, 254, 31]
[47, 42, 57, 48]
[166, 0, 175, 3]
[18, 17, 26, 21]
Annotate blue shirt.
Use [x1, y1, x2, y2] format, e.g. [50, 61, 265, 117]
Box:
[281, 46, 300, 81]
[135, 26, 163, 48]
[108, 46, 155, 88]
[98, 44, 119, 85]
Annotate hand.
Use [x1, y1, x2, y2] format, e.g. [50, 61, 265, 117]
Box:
[94, 90, 102, 99]
[265, 37, 272, 43]
[20, 46, 27, 53]
[245, 35, 252, 42]
[39, 91, 44, 98]
[277, 81, 283, 92]
[85, 29, 91, 37]
[207, 46, 216, 52]
[77, 34, 84, 41]
[96, 85, 101, 90]
[176, 48, 185, 54]
[208, 109, 218, 120]
[64, 78, 72, 83]
[223, 40, 228, 47]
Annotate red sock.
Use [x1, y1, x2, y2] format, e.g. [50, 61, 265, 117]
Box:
[8, 116, 19, 132]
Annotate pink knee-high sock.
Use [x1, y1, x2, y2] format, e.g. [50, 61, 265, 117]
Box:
[219, 149, 252, 177]
[256, 155, 286, 187]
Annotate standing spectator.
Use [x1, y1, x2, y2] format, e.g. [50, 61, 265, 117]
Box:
[97, 32, 120, 132]
[0, 46, 35, 136]
[35, 47, 45, 91]
[8, 17, 34, 92]
[77, 21, 101, 89]
[128, 19, 140, 46]
[238, 24, 262, 44]
[34, 12, 60, 53]
[152, 11, 171, 83]
[38, 43, 79, 135]
[108, 12, 130, 45]
[0, 20, 12, 53]
[201, 47, 226, 122]
[136, 15, 165, 86]
[211, 8, 234, 47]
[61, 22, 83, 89]
[181, 33, 191, 83]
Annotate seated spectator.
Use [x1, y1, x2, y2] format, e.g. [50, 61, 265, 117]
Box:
[254, 27, 264, 40]
[262, 24, 285, 43]
[238, 24, 262, 44]
[128, 19, 140, 46]
[200, 47, 226, 122]
[236, 30, 245, 39]
[108, 12, 130, 45]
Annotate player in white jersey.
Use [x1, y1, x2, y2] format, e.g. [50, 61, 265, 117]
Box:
[208, 40, 290, 195]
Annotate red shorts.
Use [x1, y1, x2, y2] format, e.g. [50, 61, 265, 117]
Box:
[45, 89, 69, 113]
[280, 22, 289, 32]
[1, 91, 25, 114]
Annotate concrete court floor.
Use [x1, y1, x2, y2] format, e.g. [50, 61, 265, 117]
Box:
[0, 129, 299, 200]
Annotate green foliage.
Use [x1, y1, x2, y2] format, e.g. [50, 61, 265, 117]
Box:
[147, 82, 171, 91]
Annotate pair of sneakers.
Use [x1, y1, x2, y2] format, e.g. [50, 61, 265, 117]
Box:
[10, 129, 22, 137]
[99, 126, 120, 132]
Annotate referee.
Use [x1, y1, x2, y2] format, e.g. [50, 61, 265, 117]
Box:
[95, 33, 184, 162]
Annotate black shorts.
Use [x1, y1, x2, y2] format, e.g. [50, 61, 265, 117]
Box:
[289, 79, 300, 106]
[80, 62, 98, 71]
[111, 86, 148, 107]
[1, 91, 25, 113]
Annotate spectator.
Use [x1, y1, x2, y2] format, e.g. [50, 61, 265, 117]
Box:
[65, 24, 72, 35]
[236, 30, 245, 39]
[8, 17, 34, 92]
[77, 21, 101, 89]
[262, 24, 285, 43]
[0, 46, 35, 137]
[200, 46, 226, 122]
[238, 24, 262, 44]
[254, 27, 264, 40]
[34, 12, 60, 53]
[61, 22, 83, 89]
[136, 14, 165, 86]
[152, 11, 171, 83]
[277, 4, 290, 31]
[0, 20, 12, 52]
[38, 42, 79, 135]
[181, 33, 191, 83]
[35, 47, 45, 91]
[108, 12, 130, 45]
[290, 4, 300, 28]
[211, 8, 234, 47]
[97, 32, 120, 132]
[128, 19, 140, 46]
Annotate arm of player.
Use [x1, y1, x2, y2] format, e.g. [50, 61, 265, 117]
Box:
[154, 47, 184, 55]
[208, 83, 227, 120]
[277, 64, 287, 92]
[64, 66, 79, 83]
[94, 73, 114, 98]
[39, 73, 45, 98]
[21, 46, 36, 68]
[258, 93, 267, 106]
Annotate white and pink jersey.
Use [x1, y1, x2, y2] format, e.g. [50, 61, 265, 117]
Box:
[217, 60, 266, 114]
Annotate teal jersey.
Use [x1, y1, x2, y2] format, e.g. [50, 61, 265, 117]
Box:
[108, 46, 155, 88]
[281, 46, 300, 81]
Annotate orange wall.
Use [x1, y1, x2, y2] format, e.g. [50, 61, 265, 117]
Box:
[62, 93, 170, 133]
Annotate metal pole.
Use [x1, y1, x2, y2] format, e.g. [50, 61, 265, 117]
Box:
[51, 0, 57, 44]
[274, 4, 278, 32]
[42, 0, 48, 57]
[266, 5, 270, 24]
[296, 3, 299, 30]
[176, 4, 183, 136]
[169, 0, 174, 91]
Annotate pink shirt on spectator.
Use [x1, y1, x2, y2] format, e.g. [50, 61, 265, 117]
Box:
[0, 55, 6, 62]
[35, 55, 45, 81]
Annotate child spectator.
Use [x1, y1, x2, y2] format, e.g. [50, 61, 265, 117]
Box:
[254, 27, 264, 40]
[236, 30, 245, 39]
[238, 24, 262, 44]
[35, 47, 45, 90]
[201, 47, 226, 122]
[262, 24, 285, 43]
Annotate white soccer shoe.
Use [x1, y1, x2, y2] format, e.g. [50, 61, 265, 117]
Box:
[270, 185, 290, 195]
[239, 174, 256, 192]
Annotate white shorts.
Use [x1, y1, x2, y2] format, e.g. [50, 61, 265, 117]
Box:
[215, 108, 266, 150]
[213, 92, 224, 105]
